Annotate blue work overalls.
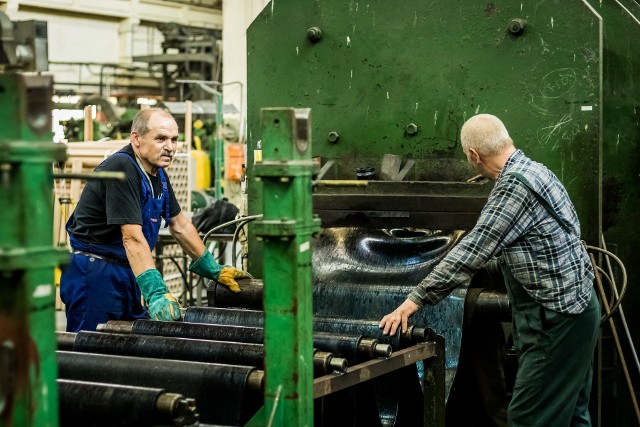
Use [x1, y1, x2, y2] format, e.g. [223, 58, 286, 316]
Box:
[60, 153, 171, 332]
[502, 173, 600, 426]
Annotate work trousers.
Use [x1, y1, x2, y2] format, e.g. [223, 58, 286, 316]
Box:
[60, 253, 148, 332]
[501, 264, 600, 427]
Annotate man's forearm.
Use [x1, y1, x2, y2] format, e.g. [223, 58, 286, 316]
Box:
[122, 227, 156, 276]
[169, 213, 206, 260]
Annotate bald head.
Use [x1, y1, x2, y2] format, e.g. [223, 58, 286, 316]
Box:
[131, 108, 176, 137]
[461, 114, 514, 157]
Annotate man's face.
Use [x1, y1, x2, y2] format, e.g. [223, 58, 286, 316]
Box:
[133, 112, 179, 171]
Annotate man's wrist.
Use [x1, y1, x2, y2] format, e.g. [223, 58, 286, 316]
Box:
[189, 250, 222, 280]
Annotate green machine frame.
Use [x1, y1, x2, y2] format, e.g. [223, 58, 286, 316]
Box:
[247, 0, 603, 270]
[247, 108, 320, 425]
[0, 73, 68, 427]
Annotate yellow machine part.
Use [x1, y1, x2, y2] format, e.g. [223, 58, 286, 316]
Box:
[191, 149, 211, 190]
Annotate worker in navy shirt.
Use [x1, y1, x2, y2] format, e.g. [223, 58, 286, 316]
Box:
[380, 114, 599, 426]
[61, 108, 250, 332]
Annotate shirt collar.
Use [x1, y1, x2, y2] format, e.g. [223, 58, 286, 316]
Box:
[498, 149, 523, 179]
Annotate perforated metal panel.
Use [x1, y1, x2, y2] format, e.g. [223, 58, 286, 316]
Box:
[160, 152, 191, 294]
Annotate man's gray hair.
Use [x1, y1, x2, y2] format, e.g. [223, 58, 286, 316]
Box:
[131, 108, 174, 136]
[460, 114, 513, 156]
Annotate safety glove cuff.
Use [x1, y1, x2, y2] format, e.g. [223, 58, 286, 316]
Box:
[188, 250, 223, 280]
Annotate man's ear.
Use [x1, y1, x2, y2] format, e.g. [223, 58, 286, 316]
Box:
[131, 132, 140, 148]
[469, 147, 482, 164]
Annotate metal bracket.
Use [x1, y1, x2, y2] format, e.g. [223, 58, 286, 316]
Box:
[313, 342, 436, 398]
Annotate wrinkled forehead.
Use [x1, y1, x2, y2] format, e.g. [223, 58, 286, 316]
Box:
[147, 112, 179, 136]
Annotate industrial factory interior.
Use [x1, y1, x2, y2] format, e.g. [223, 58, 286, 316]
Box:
[1, 0, 640, 426]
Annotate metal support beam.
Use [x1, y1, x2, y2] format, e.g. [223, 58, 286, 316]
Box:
[0, 73, 68, 427]
[246, 108, 320, 426]
[313, 342, 435, 398]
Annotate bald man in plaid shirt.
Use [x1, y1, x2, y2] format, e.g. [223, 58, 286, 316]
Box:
[380, 114, 600, 426]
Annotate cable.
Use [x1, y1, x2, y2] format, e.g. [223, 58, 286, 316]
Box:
[589, 251, 640, 425]
[231, 218, 257, 266]
[595, 265, 617, 313]
[585, 244, 627, 324]
[202, 214, 263, 247]
[601, 237, 640, 383]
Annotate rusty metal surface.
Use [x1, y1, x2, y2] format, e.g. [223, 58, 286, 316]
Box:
[313, 342, 435, 399]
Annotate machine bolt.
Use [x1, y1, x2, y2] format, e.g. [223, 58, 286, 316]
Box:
[327, 131, 340, 143]
[307, 26, 323, 43]
[405, 123, 418, 136]
[508, 18, 526, 35]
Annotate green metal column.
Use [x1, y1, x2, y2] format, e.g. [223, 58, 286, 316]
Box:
[0, 73, 68, 427]
[212, 91, 224, 199]
[247, 108, 320, 426]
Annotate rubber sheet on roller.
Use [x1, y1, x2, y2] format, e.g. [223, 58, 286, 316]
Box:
[312, 227, 468, 399]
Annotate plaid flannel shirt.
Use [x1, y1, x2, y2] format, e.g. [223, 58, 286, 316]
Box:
[408, 150, 594, 314]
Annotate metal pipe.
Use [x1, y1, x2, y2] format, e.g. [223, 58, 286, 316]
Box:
[313, 350, 348, 375]
[53, 171, 126, 181]
[56, 332, 76, 350]
[58, 330, 264, 368]
[313, 342, 436, 399]
[207, 278, 264, 309]
[590, 253, 640, 425]
[183, 307, 426, 350]
[57, 351, 263, 426]
[87, 326, 347, 377]
[58, 379, 198, 427]
[313, 180, 369, 186]
[97, 320, 265, 344]
[184, 306, 263, 326]
[314, 316, 425, 350]
[474, 289, 511, 322]
[313, 332, 392, 363]
[601, 237, 640, 378]
[98, 320, 389, 367]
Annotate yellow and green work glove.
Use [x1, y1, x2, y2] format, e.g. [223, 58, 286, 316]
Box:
[189, 250, 252, 293]
[136, 269, 181, 321]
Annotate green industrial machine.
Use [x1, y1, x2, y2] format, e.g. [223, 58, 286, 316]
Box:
[247, 108, 320, 426]
[0, 13, 69, 427]
[246, 1, 640, 425]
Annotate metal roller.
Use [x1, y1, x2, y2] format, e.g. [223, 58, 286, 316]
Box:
[90, 323, 348, 375]
[57, 351, 264, 425]
[97, 319, 264, 344]
[313, 350, 348, 375]
[313, 332, 392, 363]
[204, 280, 509, 322]
[57, 331, 264, 368]
[58, 379, 198, 427]
[207, 278, 264, 309]
[474, 289, 511, 322]
[314, 316, 426, 350]
[183, 307, 425, 350]
[184, 306, 264, 327]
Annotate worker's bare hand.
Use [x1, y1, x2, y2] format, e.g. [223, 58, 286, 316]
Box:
[379, 299, 420, 336]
